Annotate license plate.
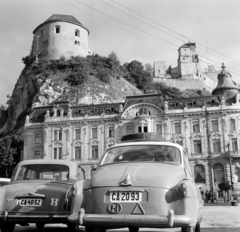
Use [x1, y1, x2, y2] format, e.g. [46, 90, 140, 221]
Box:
[19, 198, 42, 206]
[110, 192, 142, 202]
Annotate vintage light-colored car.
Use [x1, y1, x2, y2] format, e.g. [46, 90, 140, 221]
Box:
[0, 159, 85, 232]
[69, 133, 203, 232]
[230, 183, 240, 206]
[0, 178, 10, 187]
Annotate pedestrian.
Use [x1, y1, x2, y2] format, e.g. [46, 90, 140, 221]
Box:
[208, 191, 212, 203]
[213, 192, 217, 203]
[205, 190, 209, 203]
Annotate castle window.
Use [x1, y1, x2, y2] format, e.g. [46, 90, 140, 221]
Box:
[193, 122, 200, 133]
[156, 124, 163, 134]
[92, 128, 98, 139]
[108, 126, 115, 138]
[75, 29, 80, 37]
[55, 25, 60, 33]
[126, 125, 133, 134]
[54, 130, 62, 141]
[75, 41, 80, 45]
[174, 123, 181, 134]
[138, 123, 148, 133]
[56, 109, 61, 117]
[213, 164, 224, 185]
[194, 164, 205, 184]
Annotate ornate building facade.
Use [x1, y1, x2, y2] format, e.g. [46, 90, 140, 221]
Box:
[24, 66, 240, 198]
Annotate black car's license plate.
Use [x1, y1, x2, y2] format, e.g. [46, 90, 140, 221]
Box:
[19, 198, 42, 206]
[110, 192, 142, 202]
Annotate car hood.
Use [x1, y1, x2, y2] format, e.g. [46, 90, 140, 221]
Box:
[87, 163, 186, 189]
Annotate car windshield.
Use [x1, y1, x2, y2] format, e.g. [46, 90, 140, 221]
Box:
[14, 164, 70, 182]
[101, 145, 181, 166]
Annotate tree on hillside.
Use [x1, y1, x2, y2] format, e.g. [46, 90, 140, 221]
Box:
[154, 82, 182, 99]
[0, 137, 17, 177]
[144, 63, 153, 75]
[124, 60, 153, 92]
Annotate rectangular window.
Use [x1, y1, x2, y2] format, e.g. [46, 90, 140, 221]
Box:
[92, 145, 98, 159]
[193, 123, 200, 133]
[75, 128, 81, 140]
[213, 139, 221, 153]
[58, 147, 62, 159]
[138, 124, 148, 133]
[54, 148, 57, 159]
[232, 138, 238, 152]
[193, 140, 202, 153]
[59, 130, 62, 141]
[156, 124, 163, 134]
[34, 150, 41, 159]
[126, 125, 133, 134]
[54, 130, 58, 140]
[230, 119, 236, 130]
[212, 120, 219, 132]
[175, 123, 181, 134]
[35, 134, 41, 144]
[92, 128, 98, 138]
[108, 127, 115, 138]
[144, 124, 148, 132]
[75, 146, 81, 159]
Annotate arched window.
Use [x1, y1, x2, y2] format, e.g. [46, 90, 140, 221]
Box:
[55, 25, 60, 34]
[137, 108, 150, 116]
[56, 110, 61, 117]
[213, 163, 224, 184]
[235, 167, 240, 182]
[75, 29, 80, 37]
[194, 164, 206, 184]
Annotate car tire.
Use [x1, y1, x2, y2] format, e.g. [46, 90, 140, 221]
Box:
[0, 222, 15, 232]
[36, 223, 45, 229]
[231, 202, 235, 206]
[128, 226, 139, 232]
[68, 222, 79, 232]
[181, 226, 195, 232]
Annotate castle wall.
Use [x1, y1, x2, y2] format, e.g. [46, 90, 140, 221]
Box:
[33, 21, 88, 59]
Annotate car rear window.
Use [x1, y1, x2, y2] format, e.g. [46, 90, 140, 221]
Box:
[14, 164, 69, 182]
[101, 145, 181, 166]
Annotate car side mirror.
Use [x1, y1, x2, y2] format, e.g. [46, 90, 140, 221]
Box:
[90, 164, 98, 175]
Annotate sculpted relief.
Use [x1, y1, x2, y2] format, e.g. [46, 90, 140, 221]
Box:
[121, 103, 163, 119]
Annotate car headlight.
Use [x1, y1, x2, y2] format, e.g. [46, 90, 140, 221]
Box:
[179, 182, 187, 196]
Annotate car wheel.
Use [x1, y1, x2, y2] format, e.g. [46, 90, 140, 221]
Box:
[0, 222, 15, 232]
[128, 226, 139, 232]
[181, 226, 195, 232]
[231, 202, 235, 206]
[36, 223, 45, 229]
[68, 222, 79, 232]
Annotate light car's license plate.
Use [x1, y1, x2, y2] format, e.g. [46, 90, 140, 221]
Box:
[110, 192, 142, 202]
[19, 198, 42, 206]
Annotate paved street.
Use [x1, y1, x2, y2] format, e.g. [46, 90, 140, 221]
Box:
[9, 203, 240, 232]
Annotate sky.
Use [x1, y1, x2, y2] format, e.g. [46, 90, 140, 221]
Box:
[1, 0, 240, 106]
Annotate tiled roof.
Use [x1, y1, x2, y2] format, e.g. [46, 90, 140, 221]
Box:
[33, 14, 90, 34]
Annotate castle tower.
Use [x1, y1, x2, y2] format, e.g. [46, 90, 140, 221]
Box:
[212, 63, 239, 104]
[32, 14, 90, 60]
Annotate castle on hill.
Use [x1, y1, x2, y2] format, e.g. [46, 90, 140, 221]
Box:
[153, 42, 218, 92]
[23, 15, 240, 201]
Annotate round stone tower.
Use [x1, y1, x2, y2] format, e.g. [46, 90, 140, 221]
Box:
[32, 14, 90, 60]
[212, 63, 239, 104]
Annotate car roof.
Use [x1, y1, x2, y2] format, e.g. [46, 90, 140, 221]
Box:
[17, 159, 77, 166]
[0, 178, 11, 182]
[110, 141, 183, 150]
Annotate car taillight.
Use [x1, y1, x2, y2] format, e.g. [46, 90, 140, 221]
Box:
[179, 182, 187, 196]
[72, 184, 77, 196]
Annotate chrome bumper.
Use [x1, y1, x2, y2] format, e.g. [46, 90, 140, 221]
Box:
[0, 211, 69, 223]
[68, 208, 195, 228]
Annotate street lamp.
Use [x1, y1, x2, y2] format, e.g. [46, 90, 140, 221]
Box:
[227, 143, 234, 190]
